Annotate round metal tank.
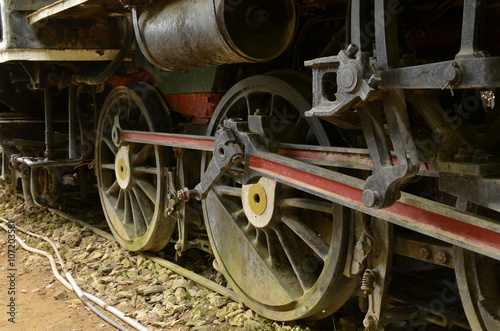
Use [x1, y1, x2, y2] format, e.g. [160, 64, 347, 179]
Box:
[136, 0, 296, 71]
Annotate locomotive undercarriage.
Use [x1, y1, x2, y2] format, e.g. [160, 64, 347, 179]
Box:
[1, 0, 500, 329]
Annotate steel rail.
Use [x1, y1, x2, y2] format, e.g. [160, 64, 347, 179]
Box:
[48, 208, 240, 302]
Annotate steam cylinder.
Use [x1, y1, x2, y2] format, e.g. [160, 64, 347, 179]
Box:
[137, 0, 296, 71]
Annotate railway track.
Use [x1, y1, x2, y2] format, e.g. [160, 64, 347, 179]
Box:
[0, 191, 318, 330]
[0, 191, 472, 330]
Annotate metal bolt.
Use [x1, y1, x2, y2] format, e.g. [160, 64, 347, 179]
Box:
[444, 62, 462, 84]
[418, 247, 430, 259]
[345, 44, 359, 58]
[477, 50, 489, 58]
[356, 239, 366, 252]
[111, 127, 121, 146]
[356, 236, 371, 255]
[341, 68, 356, 89]
[362, 190, 380, 208]
[363, 314, 377, 330]
[367, 74, 382, 88]
[436, 251, 448, 264]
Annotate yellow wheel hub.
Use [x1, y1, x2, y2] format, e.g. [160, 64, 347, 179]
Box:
[242, 177, 276, 228]
[248, 183, 267, 215]
[117, 159, 127, 181]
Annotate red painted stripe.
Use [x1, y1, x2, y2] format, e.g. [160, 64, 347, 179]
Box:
[122, 132, 215, 150]
[249, 155, 500, 254]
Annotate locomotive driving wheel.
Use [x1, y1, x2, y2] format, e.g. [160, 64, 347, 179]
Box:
[454, 247, 500, 330]
[96, 83, 175, 252]
[202, 74, 357, 321]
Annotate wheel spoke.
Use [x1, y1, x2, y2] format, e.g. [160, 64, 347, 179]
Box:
[124, 191, 133, 226]
[103, 136, 118, 155]
[231, 208, 245, 221]
[279, 198, 332, 213]
[281, 215, 329, 260]
[213, 185, 242, 197]
[101, 163, 115, 171]
[274, 224, 316, 291]
[133, 166, 158, 175]
[129, 191, 147, 237]
[207, 191, 300, 303]
[136, 178, 157, 203]
[132, 144, 154, 165]
[106, 181, 120, 196]
[137, 113, 147, 128]
[115, 189, 125, 210]
[132, 186, 154, 226]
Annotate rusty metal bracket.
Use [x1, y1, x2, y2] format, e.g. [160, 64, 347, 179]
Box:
[362, 218, 393, 331]
[304, 44, 381, 119]
[358, 96, 420, 209]
[179, 121, 244, 201]
[356, 0, 420, 210]
[344, 212, 373, 277]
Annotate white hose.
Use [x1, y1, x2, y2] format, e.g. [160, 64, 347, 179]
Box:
[0, 217, 149, 331]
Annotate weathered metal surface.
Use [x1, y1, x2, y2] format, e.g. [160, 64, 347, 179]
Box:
[456, 0, 480, 59]
[164, 93, 223, 124]
[304, 47, 380, 119]
[362, 218, 392, 331]
[0, 49, 120, 63]
[96, 83, 176, 252]
[0, 1, 127, 62]
[393, 235, 454, 268]
[27, 0, 90, 23]
[440, 174, 500, 213]
[276, 144, 437, 176]
[121, 131, 216, 151]
[118, 129, 438, 175]
[135, 0, 296, 70]
[134, 53, 220, 94]
[201, 74, 358, 321]
[378, 57, 500, 89]
[246, 152, 500, 261]
[27, 0, 129, 23]
[454, 247, 500, 330]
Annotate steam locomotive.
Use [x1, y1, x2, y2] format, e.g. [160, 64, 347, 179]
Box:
[0, 0, 499, 329]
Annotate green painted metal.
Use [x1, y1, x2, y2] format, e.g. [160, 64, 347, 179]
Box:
[136, 50, 218, 94]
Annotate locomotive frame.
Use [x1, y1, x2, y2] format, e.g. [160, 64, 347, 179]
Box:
[0, 0, 499, 329]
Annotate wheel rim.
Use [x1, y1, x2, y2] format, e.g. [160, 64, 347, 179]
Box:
[202, 74, 357, 321]
[454, 247, 500, 330]
[96, 83, 175, 252]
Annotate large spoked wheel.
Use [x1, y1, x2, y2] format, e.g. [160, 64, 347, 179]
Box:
[454, 247, 500, 330]
[202, 74, 357, 321]
[96, 83, 175, 252]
